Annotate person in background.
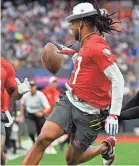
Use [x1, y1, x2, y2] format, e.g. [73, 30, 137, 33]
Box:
[42, 76, 61, 115]
[3, 89, 10, 161]
[19, 81, 50, 144]
[42, 76, 61, 154]
[125, 71, 139, 93]
[123, 88, 136, 106]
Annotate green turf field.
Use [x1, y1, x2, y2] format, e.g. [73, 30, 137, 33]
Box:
[7, 143, 139, 165]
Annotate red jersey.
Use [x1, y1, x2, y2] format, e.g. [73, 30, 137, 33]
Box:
[2, 89, 10, 111]
[42, 87, 61, 114]
[68, 34, 116, 108]
[1, 57, 16, 112]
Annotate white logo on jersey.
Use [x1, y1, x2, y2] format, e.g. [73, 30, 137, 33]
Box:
[102, 48, 111, 56]
[102, 48, 113, 61]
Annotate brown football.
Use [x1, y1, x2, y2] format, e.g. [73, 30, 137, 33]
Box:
[41, 42, 63, 74]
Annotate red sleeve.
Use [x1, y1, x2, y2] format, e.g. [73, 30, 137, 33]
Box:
[90, 43, 117, 71]
[5, 61, 16, 90]
[3, 89, 10, 110]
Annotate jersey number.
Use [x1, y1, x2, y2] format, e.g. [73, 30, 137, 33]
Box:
[72, 56, 82, 84]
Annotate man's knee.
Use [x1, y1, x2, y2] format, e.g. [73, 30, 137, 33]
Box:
[35, 120, 64, 150]
[66, 156, 81, 165]
[65, 145, 81, 165]
[35, 131, 56, 150]
[65, 151, 70, 164]
[65, 144, 72, 162]
[65, 155, 70, 165]
[66, 157, 79, 165]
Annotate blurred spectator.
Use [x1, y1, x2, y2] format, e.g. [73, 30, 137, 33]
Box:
[123, 88, 136, 105]
[19, 81, 50, 143]
[42, 76, 61, 115]
[41, 76, 61, 154]
[1, 1, 76, 68]
[125, 71, 139, 94]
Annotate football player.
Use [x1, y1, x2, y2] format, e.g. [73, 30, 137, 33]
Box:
[1, 57, 31, 165]
[22, 1, 124, 166]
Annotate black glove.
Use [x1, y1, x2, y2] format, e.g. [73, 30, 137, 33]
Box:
[0, 112, 9, 123]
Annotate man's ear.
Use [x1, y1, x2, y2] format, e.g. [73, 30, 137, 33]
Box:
[79, 19, 83, 29]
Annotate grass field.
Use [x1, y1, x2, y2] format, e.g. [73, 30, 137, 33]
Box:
[7, 143, 139, 165]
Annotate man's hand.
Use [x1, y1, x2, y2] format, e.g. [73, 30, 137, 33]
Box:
[16, 115, 24, 123]
[105, 115, 118, 136]
[15, 78, 31, 95]
[35, 112, 44, 118]
[53, 41, 75, 56]
[58, 48, 75, 56]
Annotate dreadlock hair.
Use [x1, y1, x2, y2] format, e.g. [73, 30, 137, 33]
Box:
[83, 0, 121, 35]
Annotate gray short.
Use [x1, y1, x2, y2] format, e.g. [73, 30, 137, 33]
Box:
[47, 93, 107, 153]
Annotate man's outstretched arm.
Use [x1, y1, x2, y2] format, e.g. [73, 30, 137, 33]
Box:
[104, 62, 125, 135]
[5, 61, 31, 100]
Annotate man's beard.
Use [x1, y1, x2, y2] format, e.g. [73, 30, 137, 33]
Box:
[74, 32, 80, 41]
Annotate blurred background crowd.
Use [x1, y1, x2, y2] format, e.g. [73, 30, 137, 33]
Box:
[1, 0, 139, 159]
[1, 0, 139, 92]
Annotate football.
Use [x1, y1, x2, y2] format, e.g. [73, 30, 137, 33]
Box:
[41, 42, 63, 74]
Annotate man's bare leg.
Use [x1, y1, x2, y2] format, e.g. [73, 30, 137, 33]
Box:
[79, 144, 108, 163]
[66, 136, 116, 165]
[22, 120, 64, 165]
[65, 143, 108, 165]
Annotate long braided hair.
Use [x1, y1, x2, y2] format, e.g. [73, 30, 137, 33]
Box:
[83, 0, 121, 35]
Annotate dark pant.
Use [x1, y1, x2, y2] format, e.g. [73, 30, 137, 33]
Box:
[99, 91, 139, 121]
[26, 113, 46, 142]
[5, 127, 11, 153]
[120, 91, 139, 120]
